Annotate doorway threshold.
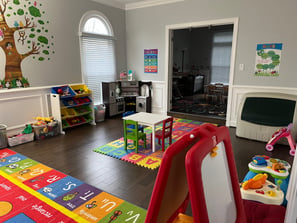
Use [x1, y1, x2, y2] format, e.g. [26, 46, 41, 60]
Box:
[168, 111, 226, 126]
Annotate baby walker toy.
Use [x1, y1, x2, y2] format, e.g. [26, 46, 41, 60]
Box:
[242, 155, 291, 205]
[266, 123, 296, 156]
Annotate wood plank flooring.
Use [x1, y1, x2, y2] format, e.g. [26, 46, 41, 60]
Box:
[8, 115, 294, 213]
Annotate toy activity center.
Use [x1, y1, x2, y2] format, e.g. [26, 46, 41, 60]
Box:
[1, 0, 297, 222]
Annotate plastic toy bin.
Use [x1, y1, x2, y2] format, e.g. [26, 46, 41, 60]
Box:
[66, 116, 86, 127]
[52, 85, 75, 98]
[62, 98, 77, 107]
[73, 96, 92, 105]
[0, 124, 8, 149]
[74, 105, 92, 115]
[95, 104, 105, 122]
[8, 133, 34, 147]
[70, 84, 92, 96]
[33, 121, 59, 140]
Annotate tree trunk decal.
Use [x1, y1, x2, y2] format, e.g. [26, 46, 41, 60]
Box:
[0, 0, 54, 88]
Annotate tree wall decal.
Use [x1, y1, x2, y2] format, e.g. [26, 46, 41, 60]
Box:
[0, 0, 54, 88]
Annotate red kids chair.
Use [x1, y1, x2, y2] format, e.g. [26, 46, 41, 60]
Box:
[145, 123, 204, 223]
[185, 124, 286, 223]
[154, 117, 174, 151]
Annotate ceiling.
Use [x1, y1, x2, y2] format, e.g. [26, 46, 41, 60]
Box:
[91, 0, 185, 10]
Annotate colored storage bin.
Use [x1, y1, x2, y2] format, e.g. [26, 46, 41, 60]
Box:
[70, 84, 92, 97]
[83, 114, 93, 123]
[66, 108, 77, 117]
[66, 116, 86, 127]
[74, 105, 92, 115]
[52, 85, 76, 98]
[62, 98, 77, 107]
[62, 119, 70, 129]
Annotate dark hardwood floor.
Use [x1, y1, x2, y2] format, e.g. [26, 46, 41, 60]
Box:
[7, 115, 294, 213]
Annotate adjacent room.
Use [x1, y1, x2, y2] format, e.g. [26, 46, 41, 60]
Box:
[0, 0, 297, 222]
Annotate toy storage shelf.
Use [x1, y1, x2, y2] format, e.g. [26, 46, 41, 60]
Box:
[50, 84, 95, 134]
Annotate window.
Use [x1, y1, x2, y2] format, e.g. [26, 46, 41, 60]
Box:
[210, 31, 233, 84]
[79, 12, 116, 105]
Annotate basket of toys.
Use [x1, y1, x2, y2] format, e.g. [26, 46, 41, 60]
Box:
[8, 124, 34, 147]
[33, 117, 59, 140]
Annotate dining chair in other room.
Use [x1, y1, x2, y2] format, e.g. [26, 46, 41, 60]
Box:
[145, 125, 204, 223]
[123, 119, 146, 153]
[154, 117, 174, 151]
[185, 124, 286, 223]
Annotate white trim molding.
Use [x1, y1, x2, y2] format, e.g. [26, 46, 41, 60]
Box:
[165, 17, 239, 119]
[126, 0, 186, 10]
[91, 0, 186, 10]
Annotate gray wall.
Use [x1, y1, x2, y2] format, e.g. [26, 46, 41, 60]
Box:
[0, 0, 126, 87]
[125, 0, 297, 87]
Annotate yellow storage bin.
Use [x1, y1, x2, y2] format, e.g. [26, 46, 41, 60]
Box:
[66, 108, 77, 117]
[70, 84, 92, 97]
[61, 108, 68, 119]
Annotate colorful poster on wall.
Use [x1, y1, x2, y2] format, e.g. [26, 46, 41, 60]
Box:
[254, 43, 282, 76]
[144, 49, 158, 73]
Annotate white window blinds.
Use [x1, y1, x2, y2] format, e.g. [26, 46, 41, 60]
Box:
[81, 34, 116, 105]
[80, 13, 116, 105]
[211, 31, 233, 84]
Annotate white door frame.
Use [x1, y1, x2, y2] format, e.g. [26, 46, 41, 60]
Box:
[164, 17, 239, 126]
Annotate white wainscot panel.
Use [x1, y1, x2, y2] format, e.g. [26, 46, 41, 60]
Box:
[229, 85, 297, 127]
[0, 87, 51, 135]
[151, 81, 166, 114]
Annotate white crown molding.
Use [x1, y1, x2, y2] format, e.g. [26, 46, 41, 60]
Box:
[91, 0, 186, 10]
[125, 0, 186, 10]
[91, 0, 126, 9]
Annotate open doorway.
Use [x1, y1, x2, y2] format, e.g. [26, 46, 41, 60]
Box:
[166, 19, 238, 125]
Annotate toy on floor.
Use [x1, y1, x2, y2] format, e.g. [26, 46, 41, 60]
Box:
[266, 123, 296, 156]
[240, 173, 284, 205]
[243, 155, 291, 205]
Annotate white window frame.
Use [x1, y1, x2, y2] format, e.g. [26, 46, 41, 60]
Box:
[79, 11, 116, 105]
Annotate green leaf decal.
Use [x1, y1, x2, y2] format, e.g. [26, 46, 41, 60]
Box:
[38, 36, 48, 44]
[17, 9, 24, 15]
[29, 6, 41, 17]
[13, 0, 20, 5]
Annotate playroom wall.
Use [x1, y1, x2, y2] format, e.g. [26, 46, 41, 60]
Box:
[0, 0, 126, 86]
[0, 0, 126, 134]
[125, 0, 297, 125]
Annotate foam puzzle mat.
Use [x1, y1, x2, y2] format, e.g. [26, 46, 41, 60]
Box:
[93, 118, 205, 170]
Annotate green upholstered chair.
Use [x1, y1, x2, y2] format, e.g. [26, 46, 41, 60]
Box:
[123, 119, 146, 153]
